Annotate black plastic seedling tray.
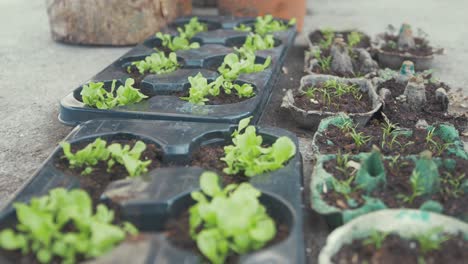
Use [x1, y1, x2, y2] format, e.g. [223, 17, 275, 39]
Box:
[0, 119, 305, 264]
[59, 16, 297, 126]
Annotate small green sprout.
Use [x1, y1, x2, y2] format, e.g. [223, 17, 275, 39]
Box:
[82, 79, 148, 110]
[363, 230, 390, 249]
[179, 73, 255, 105]
[335, 151, 352, 176]
[61, 138, 152, 178]
[177, 17, 207, 39]
[129, 52, 179, 75]
[330, 175, 359, 202]
[252, 15, 296, 35]
[347, 31, 362, 48]
[222, 117, 296, 177]
[155, 32, 200, 51]
[388, 155, 401, 170]
[348, 128, 372, 148]
[218, 51, 271, 81]
[240, 33, 275, 53]
[425, 127, 454, 156]
[398, 170, 425, 204]
[305, 87, 319, 98]
[234, 24, 252, 32]
[413, 227, 449, 254]
[319, 28, 335, 49]
[60, 138, 110, 175]
[313, 50, 332, 72]
[440, 171, 466, 198]
[107, 141, 152, 178]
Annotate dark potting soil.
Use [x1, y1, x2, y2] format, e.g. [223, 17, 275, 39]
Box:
[332, 233, 468, 264]
[378, 79, 467, 131]
[316, 119, 454, 157]
[190, 144, 249, 185]
[55, 139, 164, 204]
[165, 207, 290, 264]
[309, 30, 371, 49]
[293, 85, 373, 113]
[126, 65, 148, 87]
[380, 34, 434, 57]
[174, 88, 254, 105]
[322, 157, 468, 218]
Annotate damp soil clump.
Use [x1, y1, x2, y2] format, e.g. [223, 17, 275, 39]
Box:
[332, 232, 468, 264]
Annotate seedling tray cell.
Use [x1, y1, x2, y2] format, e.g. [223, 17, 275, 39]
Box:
[59, 16, 297, 126]
[0, 119, 306, 264]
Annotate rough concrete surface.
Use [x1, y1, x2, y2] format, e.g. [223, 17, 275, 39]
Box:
[0, 0, 467, 205]
[0, 0, 131, 203]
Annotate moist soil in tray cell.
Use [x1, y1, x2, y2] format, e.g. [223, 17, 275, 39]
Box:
[293, 85, 373, 113]
[379, 79, 467, 130]
[332, 233, 468, 264]
[322, 157, 468, 219]
[190, 144, 245, 184]
[316, 119, 454, 157]
[174, 88, 254, 105]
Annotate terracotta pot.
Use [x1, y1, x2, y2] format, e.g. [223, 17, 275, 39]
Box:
[218, 0, 305, 32]
[176, 0, 192, 16]
[46, 0, 178, 46]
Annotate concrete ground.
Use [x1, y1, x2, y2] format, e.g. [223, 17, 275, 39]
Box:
[0, 0, 467, 204]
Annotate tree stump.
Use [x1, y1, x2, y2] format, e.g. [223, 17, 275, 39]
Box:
[46, 0, 182, 46]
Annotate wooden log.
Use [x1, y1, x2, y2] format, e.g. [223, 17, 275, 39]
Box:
[46, 0, 179, 46]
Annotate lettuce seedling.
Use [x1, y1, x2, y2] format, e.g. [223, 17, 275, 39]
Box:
[129, 51, 179, 75]
[107, 140, 151, 178]
[222, 117, 296, 177]
[218, 51, 271, 81]
[115, 78, 148, 106]
[240, 33, 275, 53]
[253, 15, 296, 36]
[81, 79, 147, 109]
[178, 17, 207, 40]
[61, 138, 152, 178]
[235, 15, 295, 36]
[0, 188, 138, 264]
[155, 32, 200, 51]
[180, 73, 255, 105]
[180, 72, 223, 105]
[233, 24, 252, 32]
[189, 172, 276, 264]
[60, 138, 110, 175]
[81, 81, 118, 109]
[222, 80, 255, 98]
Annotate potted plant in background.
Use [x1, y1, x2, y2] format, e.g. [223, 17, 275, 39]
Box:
[217, 0, 305, 32]
[46, 0, 190, 45]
